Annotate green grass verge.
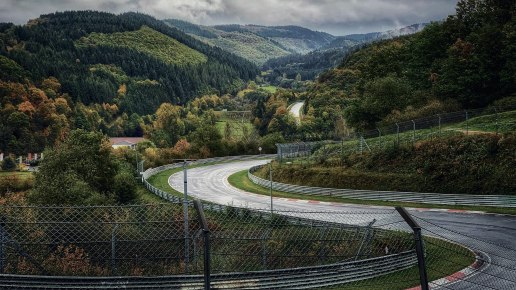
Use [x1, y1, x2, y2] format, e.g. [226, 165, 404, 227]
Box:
[450, 110, 516, 133]
[0, 171, 33, 180]
[228, 170, 516, 215]
[331, 237, 474, 289]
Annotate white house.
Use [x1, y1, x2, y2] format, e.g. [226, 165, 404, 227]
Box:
[109, 137, 147, 150]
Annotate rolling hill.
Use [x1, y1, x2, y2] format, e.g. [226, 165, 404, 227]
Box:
[163, 19, 335, 65]
[263, 23, 428, 82]
[0, 11, 258, 115]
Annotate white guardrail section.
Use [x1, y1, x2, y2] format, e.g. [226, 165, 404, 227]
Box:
[0, 251, 416, 289]
[248, 165, 516, 208]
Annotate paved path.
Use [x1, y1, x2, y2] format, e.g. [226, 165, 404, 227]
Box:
[168, 160, 516, 290]
[288, 101, 304, 125]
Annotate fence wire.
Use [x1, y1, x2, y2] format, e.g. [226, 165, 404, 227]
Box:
[277, 106, 516, 162]
[412, 213, 516, 290]
[0, 203, 515, 289]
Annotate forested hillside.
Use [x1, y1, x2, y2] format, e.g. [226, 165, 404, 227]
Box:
[0, 11, 257, 115]
[299, 0, 515, 134]
[164, 19, 334, 65]
[263, 24, 427, 82]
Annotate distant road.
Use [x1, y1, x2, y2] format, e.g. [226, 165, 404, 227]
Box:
[288, 101, 304, 125]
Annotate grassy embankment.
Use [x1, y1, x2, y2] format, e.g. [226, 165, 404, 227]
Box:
[229, 133, 516, 214]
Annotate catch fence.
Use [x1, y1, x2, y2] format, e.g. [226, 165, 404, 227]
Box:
[277, 105, 516, 161]
[0, 202, 514, 289]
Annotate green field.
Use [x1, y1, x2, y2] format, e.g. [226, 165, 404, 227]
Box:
[77, 26, 207, 66]
[0, 171, 33, 180]
[216, 119, 255, 139]
[260, 85, 278, 93]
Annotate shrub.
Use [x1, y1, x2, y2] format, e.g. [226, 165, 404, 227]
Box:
[113, 172, 137, 203]
[1, 156, 17, 171]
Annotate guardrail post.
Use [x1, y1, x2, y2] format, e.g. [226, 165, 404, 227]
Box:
[396, 207, 429, 290]
[194, 200, 211, 290]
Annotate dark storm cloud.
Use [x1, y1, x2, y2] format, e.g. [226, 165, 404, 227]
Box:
[0, 0, 459, 35]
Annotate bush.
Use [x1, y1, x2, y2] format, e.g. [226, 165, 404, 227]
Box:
[1, 156, 17, 171]
[114, 172, 137, 203]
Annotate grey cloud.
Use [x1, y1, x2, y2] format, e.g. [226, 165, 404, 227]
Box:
[0, 0, 458, 35]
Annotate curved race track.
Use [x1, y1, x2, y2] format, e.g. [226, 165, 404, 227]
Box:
[168, 159, 516, 290]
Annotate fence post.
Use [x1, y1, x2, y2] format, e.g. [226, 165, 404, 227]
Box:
[377, 128, 382, 149]
[495, 107, 499, 134]
[193, 200, 211, 290]
[396, 123, 400, 146]
[269, 162, 273, 215]
[438, 114, 441, 135]
[396, 207, 429, 290]
[261, 229, 271, 270]
[412, 120, 416, 144]
[355, 219, 376, 261]
[0, 224, 4, 274]
[111, 223, 118, 275]
[465, 111, 469, 135]
[183, 161, 190, 273]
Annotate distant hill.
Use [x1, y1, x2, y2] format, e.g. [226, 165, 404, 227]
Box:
[164, 19, 335, 65]
[305, 0, 515, 133]
[263, 23, 428, 82]
[323, 23, 427, 49]
[0, 11, 258, 115]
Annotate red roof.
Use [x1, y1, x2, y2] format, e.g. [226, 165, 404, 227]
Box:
[109, 137, 146, 146]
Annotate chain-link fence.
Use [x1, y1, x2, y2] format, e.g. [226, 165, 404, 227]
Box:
[412, 212, 516, 290]
[1, 202, 515, 289]
[277, 105, 516, 162]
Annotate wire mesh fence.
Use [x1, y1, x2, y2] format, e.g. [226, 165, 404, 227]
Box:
[0, 202, 515, 289]
[0, 203, 200, 276]
[412, 212, 516, 290]
[277, 105, 516, 162]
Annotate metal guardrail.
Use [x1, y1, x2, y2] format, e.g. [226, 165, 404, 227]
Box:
[248, 165, 516, 208]
[0, 251, 416, 289]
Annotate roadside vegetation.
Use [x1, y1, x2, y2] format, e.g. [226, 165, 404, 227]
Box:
[255, 133, 516, 196]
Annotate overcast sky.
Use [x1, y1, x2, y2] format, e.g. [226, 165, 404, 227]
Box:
[0, 0, 459, 35]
